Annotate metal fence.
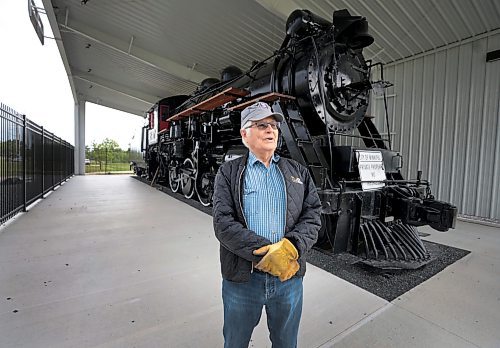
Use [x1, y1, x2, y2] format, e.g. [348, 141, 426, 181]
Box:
[86, 147, 135, 174]
[1, 103, 74, 225]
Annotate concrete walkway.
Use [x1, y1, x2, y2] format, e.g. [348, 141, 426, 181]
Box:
[0, 176, 498, 347]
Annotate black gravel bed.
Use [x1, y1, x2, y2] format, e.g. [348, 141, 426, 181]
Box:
[306, 242, 470, 301]
[135, 176, 470, 301]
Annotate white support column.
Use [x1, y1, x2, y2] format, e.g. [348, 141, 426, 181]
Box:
[74, 101, 86, 175]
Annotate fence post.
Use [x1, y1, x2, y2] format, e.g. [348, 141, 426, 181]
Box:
[41, 126, 45, 197]
[52, 133, 55, 190]
[22, 114, 27, 212]
[58, 138, 62, 186]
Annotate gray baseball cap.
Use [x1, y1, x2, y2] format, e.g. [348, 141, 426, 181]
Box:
[240, 102, 284, 127]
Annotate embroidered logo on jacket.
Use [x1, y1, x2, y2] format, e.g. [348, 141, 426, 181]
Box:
[290, 176, 303, 184]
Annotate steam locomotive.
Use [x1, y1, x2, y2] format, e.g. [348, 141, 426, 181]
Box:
[134, 9, 457, 269]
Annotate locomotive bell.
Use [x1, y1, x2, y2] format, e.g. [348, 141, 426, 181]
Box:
[220, 66, 243, 83]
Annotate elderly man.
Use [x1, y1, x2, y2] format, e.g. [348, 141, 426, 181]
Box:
[213, 101, 322, 348]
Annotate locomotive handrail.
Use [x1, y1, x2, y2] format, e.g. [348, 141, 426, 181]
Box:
[339, 179, 430, 185]
[167, 87, 249, 121]
[334, 132, 391, 143]
[227, 92, 296, 111]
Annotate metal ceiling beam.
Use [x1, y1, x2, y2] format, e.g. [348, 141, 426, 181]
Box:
[41, 0, 78, 103]
[59, 21, 210, 85]
[72, 71, 157, 105]
[356, 1, 418, 55]
[392, 1, 435, 52]
[254, 0, 301, 19]
[385, 27, 500, 67]
[412, 0, 448, 47]
[79, 92, 148, 117]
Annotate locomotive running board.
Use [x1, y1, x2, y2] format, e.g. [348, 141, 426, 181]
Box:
[227, 92, 295, 111]
[167, 87, 249, 121]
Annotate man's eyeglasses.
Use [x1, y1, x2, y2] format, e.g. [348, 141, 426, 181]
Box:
[245, 121, 281, 130]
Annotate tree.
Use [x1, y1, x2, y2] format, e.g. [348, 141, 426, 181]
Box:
[87, 138, 131, 172]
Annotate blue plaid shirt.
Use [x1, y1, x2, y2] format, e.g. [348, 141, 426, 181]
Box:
[243, 151, 286, 243]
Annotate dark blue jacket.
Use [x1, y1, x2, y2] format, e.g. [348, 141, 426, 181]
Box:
[213, 153, 322, 282]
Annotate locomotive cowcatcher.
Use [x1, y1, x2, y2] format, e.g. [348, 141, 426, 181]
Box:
[133, 9, 457, 269]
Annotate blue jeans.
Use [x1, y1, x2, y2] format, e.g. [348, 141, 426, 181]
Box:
[222, 271, 303, 348]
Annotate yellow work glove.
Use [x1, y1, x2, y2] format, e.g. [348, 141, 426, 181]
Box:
[279, 259, 300, 282]
[253, 238, 300, 282]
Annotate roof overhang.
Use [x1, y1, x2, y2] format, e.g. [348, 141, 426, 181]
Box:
[41, 0, 500, 117]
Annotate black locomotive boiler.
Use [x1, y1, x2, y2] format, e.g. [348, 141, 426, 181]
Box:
[134, 9, 457, 269]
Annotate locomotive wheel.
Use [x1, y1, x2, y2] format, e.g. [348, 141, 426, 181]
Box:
[181, 158, 196, 199]
[168, 160, 181, 193]
[196, 166, 216, 207]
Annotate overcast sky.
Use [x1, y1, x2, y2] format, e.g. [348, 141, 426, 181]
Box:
[0, 0, 145, 150]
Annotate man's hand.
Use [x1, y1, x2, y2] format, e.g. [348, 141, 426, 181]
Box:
[279, 260, 300, 282]
[253, 238, 300, 281]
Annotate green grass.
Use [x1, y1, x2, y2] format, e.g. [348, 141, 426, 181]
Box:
[86, 162, 132, 173]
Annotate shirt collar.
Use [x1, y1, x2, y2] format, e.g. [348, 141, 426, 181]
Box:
[248, 151, 280, 167]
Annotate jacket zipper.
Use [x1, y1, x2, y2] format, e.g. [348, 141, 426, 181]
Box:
[277, 165, 288, 235]
[238, 166, 249, 228]
[238, 166, 253, 273]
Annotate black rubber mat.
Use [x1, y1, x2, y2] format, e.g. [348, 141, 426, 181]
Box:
[135, 176, 470, 301]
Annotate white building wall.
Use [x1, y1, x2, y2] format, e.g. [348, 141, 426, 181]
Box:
[370, 32, 500, 221]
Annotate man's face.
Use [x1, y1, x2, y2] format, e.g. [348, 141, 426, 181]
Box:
[241, 116, 279, 154]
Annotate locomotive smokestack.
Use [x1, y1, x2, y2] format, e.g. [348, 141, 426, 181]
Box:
[332, 9, 374, 49]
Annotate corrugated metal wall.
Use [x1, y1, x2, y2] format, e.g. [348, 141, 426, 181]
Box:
[370, 32, 500, 221]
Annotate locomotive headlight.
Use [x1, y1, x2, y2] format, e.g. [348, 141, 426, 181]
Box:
[335, 72, 352, 89]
